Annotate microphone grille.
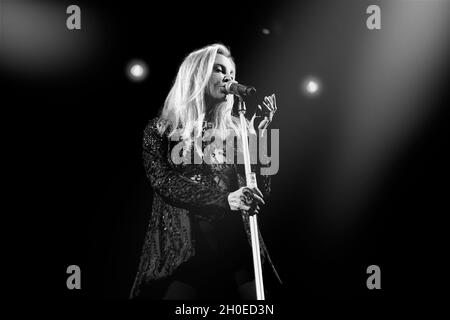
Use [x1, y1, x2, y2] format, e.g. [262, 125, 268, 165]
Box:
[224, 81, 236, 92]
[247, 87, 256, 95]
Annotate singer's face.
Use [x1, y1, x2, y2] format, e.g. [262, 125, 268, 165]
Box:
[205, 54, 235, 105]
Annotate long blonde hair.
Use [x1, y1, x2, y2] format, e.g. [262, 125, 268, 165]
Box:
[157, 44, 241, 145]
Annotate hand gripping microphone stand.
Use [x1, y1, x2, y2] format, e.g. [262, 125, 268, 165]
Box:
[237, 95, 265, 300]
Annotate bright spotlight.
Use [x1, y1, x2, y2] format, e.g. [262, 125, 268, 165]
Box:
[306, 80, 318, 93]
[301, 76, 322, 97]
[126, 59, 148, 82]
[130, 64, 144, 78]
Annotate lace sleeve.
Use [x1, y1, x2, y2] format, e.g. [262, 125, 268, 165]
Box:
[257, 170, 271, 199]
[249, 162, 271, 199]
[143, 119, 230, 211]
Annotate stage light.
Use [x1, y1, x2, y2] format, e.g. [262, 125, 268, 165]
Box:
[262, 28, 271, 35]
[301, 76, 321, 97]
[130, 64, 144, 78]
[126, 59, 148, 82]
[306, 80, 318, 93]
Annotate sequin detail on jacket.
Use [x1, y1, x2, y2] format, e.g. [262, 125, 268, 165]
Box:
[129, 117, 274, 298]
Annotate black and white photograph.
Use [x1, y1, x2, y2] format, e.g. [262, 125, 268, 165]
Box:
[2, 0, 449, 315]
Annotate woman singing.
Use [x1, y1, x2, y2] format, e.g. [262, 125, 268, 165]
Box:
[130, 43, 278, 299]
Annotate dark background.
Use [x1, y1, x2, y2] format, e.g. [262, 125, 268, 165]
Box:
[2, 0, 449, 306]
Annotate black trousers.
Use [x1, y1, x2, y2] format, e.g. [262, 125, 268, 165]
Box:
[137, 214, 258, 300]
[137, 264, 256, 300]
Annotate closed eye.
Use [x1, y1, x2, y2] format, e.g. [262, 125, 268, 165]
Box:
[214, 64, 234, 80]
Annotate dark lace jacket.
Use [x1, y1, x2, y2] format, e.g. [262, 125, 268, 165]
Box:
[130, 117, 280, 298]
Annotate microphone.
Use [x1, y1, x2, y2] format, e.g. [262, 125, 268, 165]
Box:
[223, 81, 256, 97]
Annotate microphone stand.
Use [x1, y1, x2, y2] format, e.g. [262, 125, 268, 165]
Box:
[237, 95, 265, 300]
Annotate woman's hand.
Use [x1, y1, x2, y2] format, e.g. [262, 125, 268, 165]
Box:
[249, 93, 277, 135]
[228, 186, 265, 215]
